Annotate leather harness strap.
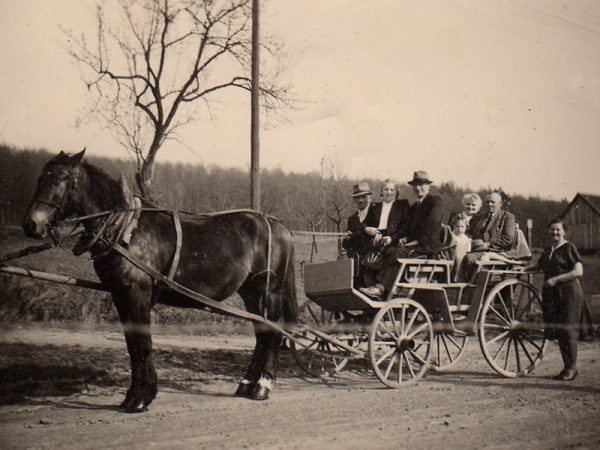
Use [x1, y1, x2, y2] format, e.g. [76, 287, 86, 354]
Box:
[263, 216, 273, 319]
[111, 242, 292, 337]
[168, 211, 183, 281]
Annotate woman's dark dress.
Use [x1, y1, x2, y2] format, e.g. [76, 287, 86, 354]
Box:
[539, 242, 584, 341]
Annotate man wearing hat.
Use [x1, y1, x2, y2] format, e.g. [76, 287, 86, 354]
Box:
[361, 171, 445, 298]
[342, 182, 379, 286]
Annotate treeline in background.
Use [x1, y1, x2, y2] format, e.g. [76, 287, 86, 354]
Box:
[0, 144, 568, 247]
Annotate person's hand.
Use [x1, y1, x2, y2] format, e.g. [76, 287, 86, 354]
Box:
[364, 227, 379, 237]
[544, 277, 558, 288]
[345, 231, 353, 238]
[381, 236, 392, 247]
[398, 237, 408, 247]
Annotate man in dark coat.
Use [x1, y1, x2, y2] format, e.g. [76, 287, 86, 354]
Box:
[341, 182, 379, 286]
[361, 171, 445, 298]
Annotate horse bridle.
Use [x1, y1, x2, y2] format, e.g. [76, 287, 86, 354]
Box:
[31, 167, 81, 219]
[32, 198, 65, 217]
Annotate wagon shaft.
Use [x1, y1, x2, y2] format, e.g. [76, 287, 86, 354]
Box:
[0, 264, 108, 291]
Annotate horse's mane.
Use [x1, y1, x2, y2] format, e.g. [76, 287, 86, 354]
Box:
[81, 162, 125, 209]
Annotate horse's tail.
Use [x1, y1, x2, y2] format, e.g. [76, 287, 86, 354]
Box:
[281, 233, 298, 324]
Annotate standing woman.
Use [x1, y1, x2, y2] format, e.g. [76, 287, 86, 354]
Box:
[528, 218, 584, 381]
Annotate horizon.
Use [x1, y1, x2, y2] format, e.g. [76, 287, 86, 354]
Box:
[2, 143, 572, 203]
[1, 1, 599, 202]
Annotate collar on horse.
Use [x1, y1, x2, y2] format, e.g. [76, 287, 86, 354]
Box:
[68, 197, 142, 258]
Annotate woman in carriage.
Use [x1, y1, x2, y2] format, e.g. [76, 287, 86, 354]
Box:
[447, 192, 482, 237]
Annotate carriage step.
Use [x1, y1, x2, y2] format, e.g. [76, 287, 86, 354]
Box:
[449, 305, 470, 313]
[394, 282, 470, 290]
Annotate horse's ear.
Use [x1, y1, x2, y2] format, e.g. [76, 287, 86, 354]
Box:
[70, 148, 86, 165]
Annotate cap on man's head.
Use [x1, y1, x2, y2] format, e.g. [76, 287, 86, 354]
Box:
[407, 171, 433, 185]
[350, 182, 373, 198]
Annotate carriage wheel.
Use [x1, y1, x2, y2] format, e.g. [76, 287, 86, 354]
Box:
[368, 299, 433, 388]
[479, 278, 546, 378]
[429, 328, 469, 372]
[291, 302, 358, 378]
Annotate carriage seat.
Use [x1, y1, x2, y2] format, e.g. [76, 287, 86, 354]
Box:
[475, 227, 532, 268]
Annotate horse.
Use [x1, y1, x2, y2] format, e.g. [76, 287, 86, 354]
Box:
[22, 149, 297, 412]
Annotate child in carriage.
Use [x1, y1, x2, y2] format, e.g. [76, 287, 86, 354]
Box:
[451, 216, 471, 281]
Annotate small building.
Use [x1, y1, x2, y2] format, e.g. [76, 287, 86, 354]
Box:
[561, 193, 600, 252]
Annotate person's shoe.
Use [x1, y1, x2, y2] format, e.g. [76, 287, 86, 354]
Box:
[360, 284, 385, 298]
[551, 369, 566, 380]
[559, 368, 578, 381]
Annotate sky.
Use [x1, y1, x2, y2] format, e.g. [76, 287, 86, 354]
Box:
[1, 0, 599, 201]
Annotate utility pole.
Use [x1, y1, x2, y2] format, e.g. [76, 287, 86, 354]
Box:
[250, 0, 260, 211]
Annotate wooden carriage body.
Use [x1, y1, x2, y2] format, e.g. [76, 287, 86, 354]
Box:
[299, 256, 545, 386]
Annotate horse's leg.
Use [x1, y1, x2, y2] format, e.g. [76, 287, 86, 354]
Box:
[234, 287, 267, 397]
[234, 327, 270, 397]
[247, 287, 286, 401]
[249, 328, 283, 401]
[111, 285, 157, 413]
[240, 249, 297, 400]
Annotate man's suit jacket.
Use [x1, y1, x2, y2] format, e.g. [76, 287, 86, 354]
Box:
[406, 194, 445, 256]
[471, 209, 516, 251]
[370, 199, 411, 245]
[342, 205, 378, 258]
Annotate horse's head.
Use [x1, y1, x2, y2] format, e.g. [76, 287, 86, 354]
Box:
[23, 148, 86, 239]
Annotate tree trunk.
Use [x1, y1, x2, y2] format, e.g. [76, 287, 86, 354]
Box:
[137, 135, 163, 199]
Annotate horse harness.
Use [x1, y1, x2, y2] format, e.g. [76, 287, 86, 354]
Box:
[51, 202, 276, 317]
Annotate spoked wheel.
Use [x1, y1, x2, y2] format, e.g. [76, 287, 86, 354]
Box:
[292, 302, 362, 378]
[429, 326, 469, 372]
[479, 278, 546, 377]
[368, 299, 433, 388]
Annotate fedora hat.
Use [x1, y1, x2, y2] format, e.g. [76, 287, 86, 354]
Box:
[350, 182, 373, 198]
[470, 239, 489, 252]
[407, 170, 433, 185]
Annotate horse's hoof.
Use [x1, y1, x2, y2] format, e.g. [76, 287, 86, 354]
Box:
[120, 393, 153, 413]
[234, 382, 256, 398]
[248, 384, 270, 401]
[125, 405, 148, 413]
[123, 399, 149, 413]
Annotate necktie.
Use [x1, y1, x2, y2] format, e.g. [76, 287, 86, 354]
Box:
[483, 213, 493, 230]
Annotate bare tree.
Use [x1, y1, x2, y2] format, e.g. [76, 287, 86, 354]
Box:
[64, 0, 289, 197]
[322, 156, 350, 253]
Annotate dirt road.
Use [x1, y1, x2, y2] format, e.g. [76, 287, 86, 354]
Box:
[1, 326, 600, 449]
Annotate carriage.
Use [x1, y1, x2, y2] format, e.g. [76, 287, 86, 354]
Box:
[290, 256, 546, 387]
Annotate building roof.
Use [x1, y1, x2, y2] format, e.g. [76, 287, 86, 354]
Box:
[562, 193, 600, 217]
[582, 194, 600, 213]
